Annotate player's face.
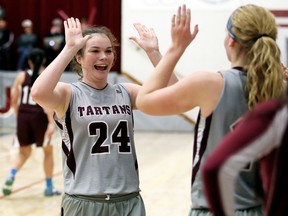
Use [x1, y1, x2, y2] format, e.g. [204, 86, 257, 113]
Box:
[80, 34, 115, 80]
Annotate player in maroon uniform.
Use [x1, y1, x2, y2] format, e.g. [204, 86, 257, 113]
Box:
[2, 48, 61, 196]
[202, 94, 288, 216]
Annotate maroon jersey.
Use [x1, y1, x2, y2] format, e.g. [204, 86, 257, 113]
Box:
[18, 70, 44, 113]
[17, 70, 48, 146]
[202, 98, 288, 216]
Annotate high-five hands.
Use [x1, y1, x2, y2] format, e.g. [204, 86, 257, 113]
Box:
[130, 23, 159, 54]
[63, 17, 91, 50]
[171, 4, 199, 50]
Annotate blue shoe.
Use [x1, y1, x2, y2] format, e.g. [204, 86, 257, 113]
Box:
[44, 187, 61, 197]
[3, 178, 14, 196]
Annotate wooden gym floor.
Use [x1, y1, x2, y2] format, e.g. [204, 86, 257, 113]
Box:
[0, 128, 193, 216]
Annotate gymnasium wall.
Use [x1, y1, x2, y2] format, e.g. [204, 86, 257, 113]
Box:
[121, 0, 288, 122]
[0, 71, 194, 132]
[1, 0, 288, 131]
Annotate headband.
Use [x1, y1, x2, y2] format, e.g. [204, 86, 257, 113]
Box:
[226, 15, 237, 41]
[227, 16, 274, 43]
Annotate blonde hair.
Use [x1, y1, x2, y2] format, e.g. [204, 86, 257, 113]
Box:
[230, 4, 285, 108]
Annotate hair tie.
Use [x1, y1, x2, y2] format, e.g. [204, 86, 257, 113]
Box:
[255, 34, 273, 41]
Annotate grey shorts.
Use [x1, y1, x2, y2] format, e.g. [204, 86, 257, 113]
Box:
[61, 192, 146, 216]
[189, 206, 262, 216]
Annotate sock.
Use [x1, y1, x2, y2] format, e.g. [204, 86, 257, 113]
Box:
[8, 169, 17, 180]
[46, 178, 53, 189]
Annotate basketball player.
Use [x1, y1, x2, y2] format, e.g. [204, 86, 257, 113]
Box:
[2, 48, 61, 196]
[202, 96, 288, 216]
[136, 4, 286, 216]
[202, 68, 288, 216]
[31, 18, 175, 215]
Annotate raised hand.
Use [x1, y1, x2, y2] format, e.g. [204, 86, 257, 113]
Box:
[63, 17, 91, 50]
[171, 4, 199, 51]
[130, 23, 159, 54]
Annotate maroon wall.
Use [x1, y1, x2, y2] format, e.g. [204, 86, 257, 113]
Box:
[0, 0, 121, 72]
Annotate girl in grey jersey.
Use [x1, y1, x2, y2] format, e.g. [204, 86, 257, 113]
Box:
[136, 4, 287, 216]
[31, 18, 177, 216]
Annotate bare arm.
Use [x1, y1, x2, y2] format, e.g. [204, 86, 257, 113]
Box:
[130, 23, 162, 67]
[130, 22, 178, 85]
[45, 109, 55, 139]
[136, 5, 200, 115]
[126, 22, 180, 108]
[11, 72, 25, 117]
[31, 18, 91, 118]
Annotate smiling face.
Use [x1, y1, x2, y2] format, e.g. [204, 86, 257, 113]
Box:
[77, 33, 115, 85]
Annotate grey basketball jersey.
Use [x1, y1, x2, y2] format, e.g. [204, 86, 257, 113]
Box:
[191, 68, 263, 209]
[55, 82, 140, 195]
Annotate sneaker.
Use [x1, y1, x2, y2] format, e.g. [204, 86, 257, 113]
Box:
[3, 178, 14, 196]
[44, 187, 61, 197]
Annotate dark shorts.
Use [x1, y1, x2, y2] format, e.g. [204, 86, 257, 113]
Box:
[17, 111, 48, 147]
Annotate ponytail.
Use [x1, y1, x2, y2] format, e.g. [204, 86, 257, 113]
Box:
[28, 48, 45, 87]
[230, 4, 285, 109]
[246, 36, 283, 108]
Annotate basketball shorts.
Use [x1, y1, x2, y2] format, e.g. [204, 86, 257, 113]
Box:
[17, 111, 49, 147]
[189, 206, 262, 216]
[61, 192, 146, 216]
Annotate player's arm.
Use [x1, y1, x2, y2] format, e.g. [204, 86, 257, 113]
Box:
[45, 109, 55, 139]
[136, 5, 200, 115]
[11, 72, 25, 116]
[130, 22, 179, 85]
[31, 18, 90, 118]
[129, 23, 162, 68]
[122, 83, 140, 110]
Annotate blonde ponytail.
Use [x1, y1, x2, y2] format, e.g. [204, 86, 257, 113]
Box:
[230, 4, 285, 109]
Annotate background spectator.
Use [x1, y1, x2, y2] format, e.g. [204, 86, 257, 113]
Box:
[43, 18, 65, 67]
[17, 19, 38, 70]
[0, 17, 13, 70]
[0, 5, 6, 19]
